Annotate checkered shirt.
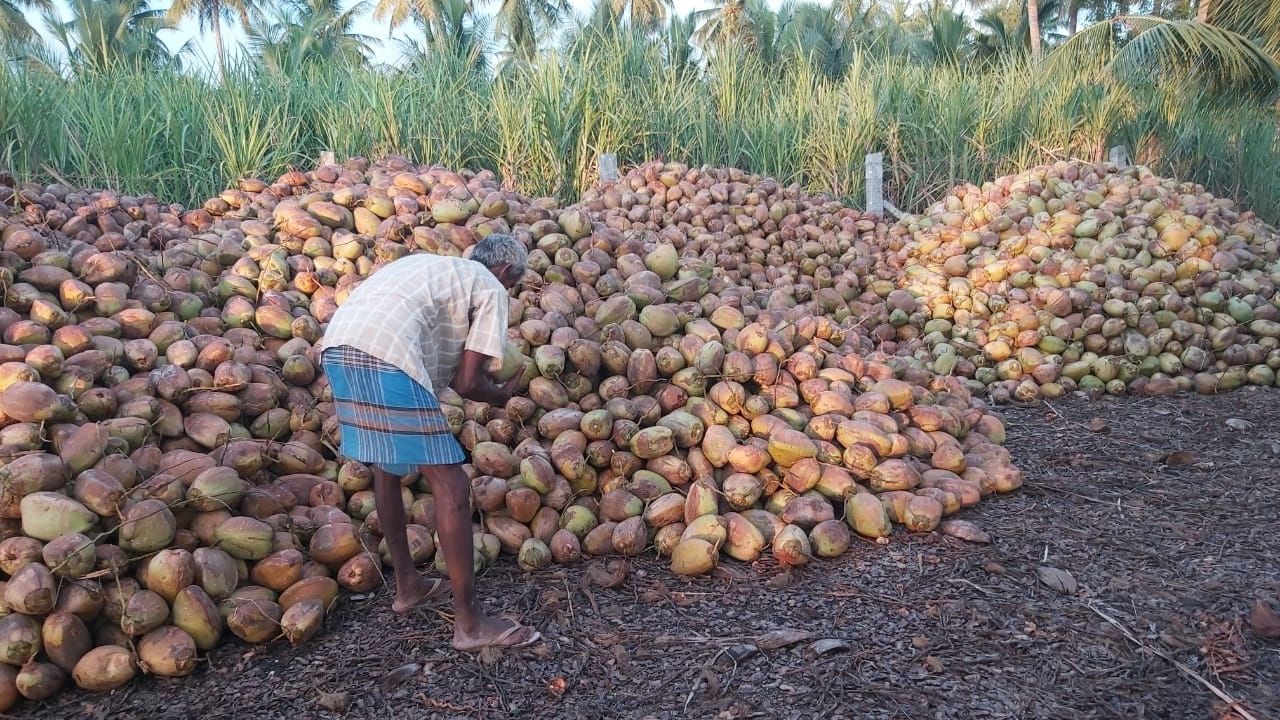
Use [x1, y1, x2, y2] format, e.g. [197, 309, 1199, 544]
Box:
[317, 254, 508, 394]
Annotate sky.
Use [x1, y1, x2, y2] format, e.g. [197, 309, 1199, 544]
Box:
[37, 0, 798, 71]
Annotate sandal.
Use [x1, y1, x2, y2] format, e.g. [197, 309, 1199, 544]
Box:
[454, 621, 541, 652]
[391, 577, 447, 613]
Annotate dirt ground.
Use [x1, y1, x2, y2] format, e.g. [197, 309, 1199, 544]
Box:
[22, 389, 1280, 720]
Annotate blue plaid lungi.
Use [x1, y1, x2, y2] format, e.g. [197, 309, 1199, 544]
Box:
[321, 345, 465, 474]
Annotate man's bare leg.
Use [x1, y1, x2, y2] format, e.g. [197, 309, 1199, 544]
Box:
[420, 463, 538, 650]
[373, 466, 441, 612]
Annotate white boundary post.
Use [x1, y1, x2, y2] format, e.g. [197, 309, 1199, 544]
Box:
[865, 152, 884, 217]
[319, 150, 335, 166]
[598, 153, 619, 182]
[1109, 145, 1130, 167]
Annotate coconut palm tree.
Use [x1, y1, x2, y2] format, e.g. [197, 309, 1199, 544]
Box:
[743, 0, 795, 66]
[1, 0, 52, 41]
[665, 9, 697, 73]
[1047, 13, 1280, 96]
[47, 0, 180, 73]
[830, 0, 895, 55]
[396, 0, 489, 73]
[247, 0, 373, 75]
[563, 0, 621, 51]
[1018, 0, 1067, 47]
[562, 0, 660, 84]
[1028, 0, 1043, 58]
[875, 0, 922, 58]
[974, 9, 1019, 58]
[1202, 0, 1280, 59]
[910, 1, 973, 65]
[699, 0, 841, 68]
[3, 35, 61, 74]
[782, 2, 858, 78]
[1063, 0, 1115, 35]
[830, 0, 876, 21]
[969, 0, 1066, 55]
[372, 0, 445, 31]
[609, 0, 670, 34]
[482, 0, 571, 64]
[692, 0, 752, 49]
[165, 0, 258, 78]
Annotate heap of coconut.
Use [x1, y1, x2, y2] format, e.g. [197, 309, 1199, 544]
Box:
[14, 152, 1275, 707]
[869, 160, 1280, 402]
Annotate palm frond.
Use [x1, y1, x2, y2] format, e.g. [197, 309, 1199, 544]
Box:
[0, 0, 53, 41]
[610, 0, 670, 33]
[665, 10, 697, 72]
[1203, 0, 1280, 60]
[372, 0, 443, 29]
[1048, 15, 1280, 96]
[2, 33, 62, 75]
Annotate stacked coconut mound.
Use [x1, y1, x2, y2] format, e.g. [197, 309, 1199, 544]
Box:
[869, 160, 1280, 402]
[9, 152, 1272, 706]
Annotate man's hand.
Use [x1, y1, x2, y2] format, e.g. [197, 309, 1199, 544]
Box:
[454, 350, 521, 405]
[496, 373, 522, 403]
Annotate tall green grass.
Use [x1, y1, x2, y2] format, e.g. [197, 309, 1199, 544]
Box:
[2, 45, 1278, 221]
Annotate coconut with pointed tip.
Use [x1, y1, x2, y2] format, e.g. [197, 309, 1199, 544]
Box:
[137, 626, 197, 678]
[723, 513, 765, 562]
[809, 520, 852, 558]
[72, 646, 136, 691]
[670, 538, 717, 576]
[772, 525, 813, 567]
[280, 599, 325, 645]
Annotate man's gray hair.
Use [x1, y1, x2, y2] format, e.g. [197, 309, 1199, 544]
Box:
[466, 234, 528, 277]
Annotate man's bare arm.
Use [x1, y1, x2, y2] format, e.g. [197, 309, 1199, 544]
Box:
[454, 350, 520, 405]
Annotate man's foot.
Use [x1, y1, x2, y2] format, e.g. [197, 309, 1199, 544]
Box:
[453, 616, 540, 652]
[391, 576, 446, 613]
